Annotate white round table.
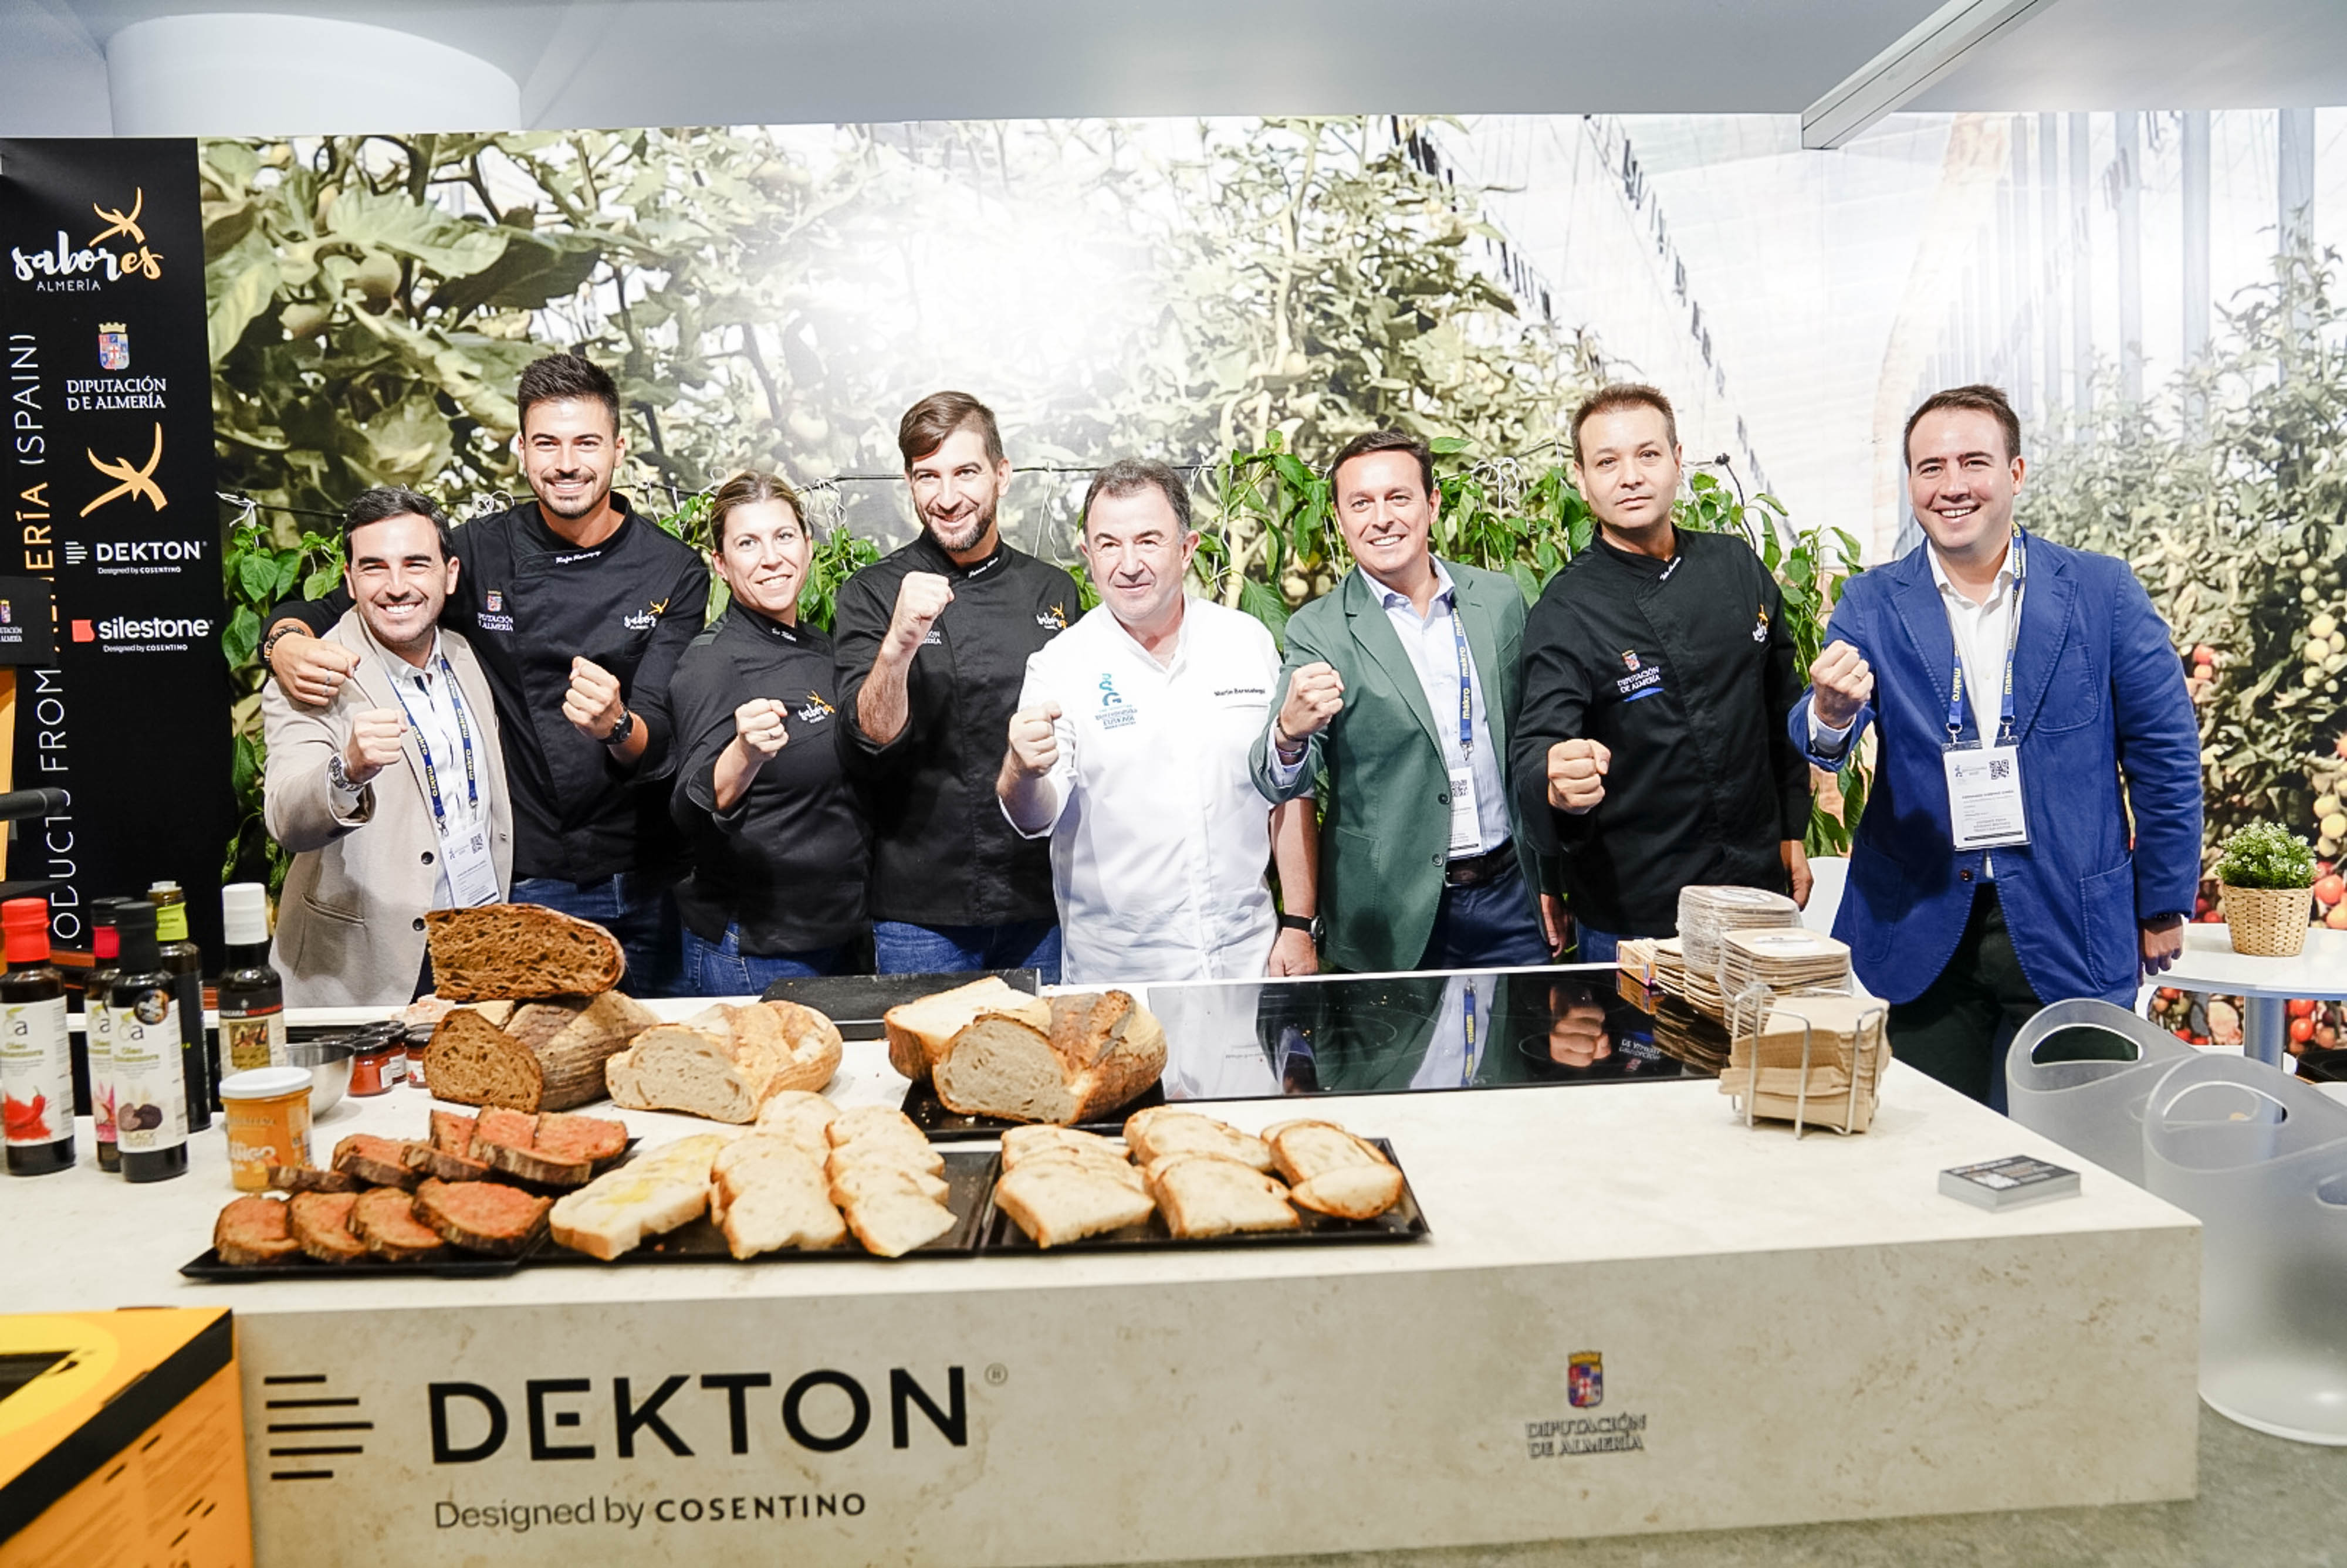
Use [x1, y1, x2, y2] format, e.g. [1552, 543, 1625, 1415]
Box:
[2160, 924, 2347, 1066]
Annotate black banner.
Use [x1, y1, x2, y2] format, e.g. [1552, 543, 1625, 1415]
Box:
[0, 138, 231, 952]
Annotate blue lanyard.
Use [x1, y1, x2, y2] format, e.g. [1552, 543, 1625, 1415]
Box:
[1461, 980, 1480, 1085]
[1944, 530, 2028, 745]
[385, 650, 479, 827]
[1448, 600, 1475, 759]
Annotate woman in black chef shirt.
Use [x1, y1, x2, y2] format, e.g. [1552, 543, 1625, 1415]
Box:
[669, 471, 870, 988]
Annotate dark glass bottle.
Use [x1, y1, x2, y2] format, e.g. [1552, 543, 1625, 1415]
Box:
[85, 898, 124, 1173]
[217, 882, 286, 1073]
[110, 902, 187, 1184]
[1, 896, 72, 1176]
[148, 881, 213, 1125]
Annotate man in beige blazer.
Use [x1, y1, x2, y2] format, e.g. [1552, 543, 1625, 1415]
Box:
[264, 487, 513, 1005]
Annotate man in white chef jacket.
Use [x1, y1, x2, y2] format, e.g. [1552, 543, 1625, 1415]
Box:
[997, 459, 1320, 985]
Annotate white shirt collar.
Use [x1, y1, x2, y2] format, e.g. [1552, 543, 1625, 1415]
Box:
[1925, 537, 2015, 608]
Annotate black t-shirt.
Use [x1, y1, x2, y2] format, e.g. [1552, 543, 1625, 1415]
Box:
[667, 606, 868, 954]
[1509, 529, 1811, 936]
[270, 495, 709, 885]
[831, 532, 1075, 926]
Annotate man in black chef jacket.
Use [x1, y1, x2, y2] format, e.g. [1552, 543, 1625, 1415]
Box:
[1509, 383, 1812, 965]
[257, 352, 709, 994]
[833, 391, 1074, 979]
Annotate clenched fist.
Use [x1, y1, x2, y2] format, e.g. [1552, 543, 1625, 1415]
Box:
[1810, 640, 1875, 730]
[274, 632, 360, 707]
[563, 656, 628, 741]
[733, 697, 789, 759]
[1546, 737, 1611, 815]
[884, 571, 955, 659]
[342, 707, 408, 787]
[1006, 702, 1063, 777]
[1274, 662, 1345, 754]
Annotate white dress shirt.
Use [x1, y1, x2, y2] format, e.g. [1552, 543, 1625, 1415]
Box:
[1006, 597, 1285, 984]
[1271, 561, 1510, 856]
[1812, 536, 2020, 872]
[350, 632, 489, 909]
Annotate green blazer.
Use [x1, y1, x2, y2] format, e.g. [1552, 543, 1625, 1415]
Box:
[1249, 559, 1544, 972]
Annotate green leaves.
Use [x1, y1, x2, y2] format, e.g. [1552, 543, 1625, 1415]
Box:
[2216, 822, 2317, 889]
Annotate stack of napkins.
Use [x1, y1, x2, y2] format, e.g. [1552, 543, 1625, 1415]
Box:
[1720, 929, 1852, 999]
[1722, 993, 1890, 1133]
[1676, 886, 1801, 1020]
[1651, 995, 1731, 1076]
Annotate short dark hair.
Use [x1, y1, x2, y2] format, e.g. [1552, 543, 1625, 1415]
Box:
[1571, 382, 1679, 460]
[708, 469, 804, 547]
[1081, 458, 1191, 536]
[1328, 429, 1433, 499]
[898, 391, 1004, 470]
[516, 351, 620, 435]
[1905, 384, 2021, 467]
[343, 486, 454, 560]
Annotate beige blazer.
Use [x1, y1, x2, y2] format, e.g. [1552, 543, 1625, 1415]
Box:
[262, 609, 513, 1007]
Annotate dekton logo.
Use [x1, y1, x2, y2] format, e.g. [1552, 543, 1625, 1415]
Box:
[11, 188, 166, 290]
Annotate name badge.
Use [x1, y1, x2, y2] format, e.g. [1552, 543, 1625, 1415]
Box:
[1943, 742, 2030, 850]
[1448, 764, 1484, 856]
[442, 824, 502, 908]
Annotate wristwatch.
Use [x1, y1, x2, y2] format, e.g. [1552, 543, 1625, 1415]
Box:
[601, 707, 637, 747]
[326, 751, 359, 794]
[1279, 913, 1321, 942]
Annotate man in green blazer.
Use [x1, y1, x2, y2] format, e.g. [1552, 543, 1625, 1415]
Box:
[1249, 429, 1555, 973]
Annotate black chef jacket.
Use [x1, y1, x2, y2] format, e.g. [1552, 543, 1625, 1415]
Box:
[831, 532, 1075, 926]
[667, 606, 868, 954]
[1509, 527, 1811, 936]
[269, 494, 709, 885]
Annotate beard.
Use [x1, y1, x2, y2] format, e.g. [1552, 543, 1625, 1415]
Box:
[366, 600, 437, 660]
[922, 492, 996, 556]
[535, 470, 610, 520]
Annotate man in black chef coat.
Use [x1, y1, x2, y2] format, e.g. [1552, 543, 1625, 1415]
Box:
[833, 391, 1074, 979]
[1509, 383, 1812, 964]
[258, 352, 709, 995]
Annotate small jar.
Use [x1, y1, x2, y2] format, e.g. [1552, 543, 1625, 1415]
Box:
[350, 1033, 407, 1096]
[220, 1066, 313, 1190]
[405, 1036, 431, 1091]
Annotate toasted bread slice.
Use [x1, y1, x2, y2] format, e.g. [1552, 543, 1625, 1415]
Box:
[214, 1195, 300, 1266]
[413, 1177, 552, 1256]
[994, 1162, 1155, 1248]
[400, 1139, 492, 1184]
[1290, 1166, 1405, 1221]
[266, 1164, 361, 1194]
[547, 1134, 727, 1261]
[288, 1191, 367, 1264]
[332, 1133, 420, 1188]
[349, 1186, 446, 1261]
[429, 1109, 479, 1154]
[533, 1112, 628, 1165]
[1147, 1153, 1297, 1239]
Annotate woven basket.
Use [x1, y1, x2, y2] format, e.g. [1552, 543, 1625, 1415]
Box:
[2222, 883, 2314, 957]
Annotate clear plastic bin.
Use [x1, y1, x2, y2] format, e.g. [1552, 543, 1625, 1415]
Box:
[2004, 998, 2193, 1188]
[2143, 1052, 2347, 1445]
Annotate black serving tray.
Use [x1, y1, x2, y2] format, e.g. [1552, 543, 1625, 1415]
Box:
[899, 1075, 1165, 1141]
[759, 970, 1040, 1041]
[529, 1149, 997, 1265]
[180, 1235, 541, 1282]
[978, 1137, 1430, 1253]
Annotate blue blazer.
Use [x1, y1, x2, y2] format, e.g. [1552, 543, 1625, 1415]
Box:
[1790, 534, 2201, 1007]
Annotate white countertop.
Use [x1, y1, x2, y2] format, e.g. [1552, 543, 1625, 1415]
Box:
[0, 993, 2197, 1318]
[2166, 923, 2347, 998]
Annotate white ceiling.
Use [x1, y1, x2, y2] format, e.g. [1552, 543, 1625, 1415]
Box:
[2, 0, 2342, 139]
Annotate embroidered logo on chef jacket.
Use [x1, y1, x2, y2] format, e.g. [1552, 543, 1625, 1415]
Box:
[1097, 671, 1137, 729]
[796, 690, 835, 723]
[1038, 602, 1068, 631]
[622, 595, 668, 632]
[1752, 607, 1770, 643]
[477, 588, 514, 633]
[1614, 652, 1665, 702]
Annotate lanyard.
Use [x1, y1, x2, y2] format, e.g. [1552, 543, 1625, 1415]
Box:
[1944, 530, 2028, 744]
[1448, 601, 1475, 760]
[1461, 980, 1480, 1086]
[384, 650, 479, 828]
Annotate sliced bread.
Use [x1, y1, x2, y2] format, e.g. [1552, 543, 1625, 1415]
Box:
[999, 1124, 1124, 1169]
[214, 1195, 300, 1266]
[533, 1112, 629, 1165]
[827, 1161, 950, 1207]
[882, 977, 1048, 1081]
[826, 1105, 928, 1150]
[400, 1139, 492, 1184]
[413, 1177, 553, 1255]
[1005, 1144, 1147, 1192]
[604, 1025, 762, 1122]
[424, 993, 655, 1112]
[266, 1164, 361, 1194]
[423, 903, 625, 999]
[1264, 1120, 1404, 1220]
[332, 1133, 419, 1188]
[993, 1161, 1156, 1248]
[547, 1134, 726, 1261]
[1147, 1153, 1298, 1239]
[719, 1159, 847, 1258]
[1124, 1109, 1274, 1172]
[288, 1191, 367, 1264]
[349, 1186, 446, 1261]
[840, 1188, 957, 1258]
[429, 1109, 479, 1153]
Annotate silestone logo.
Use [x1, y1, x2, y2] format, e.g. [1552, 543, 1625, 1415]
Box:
[73, 614, 214, 650]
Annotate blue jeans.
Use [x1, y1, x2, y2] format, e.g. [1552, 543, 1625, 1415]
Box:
[1575, 925, 1621, 966]
[511, 872, 687, 998]
[874, 919, 1061, 983]
[679, 924, 849, 995]
[1416, 863, 1551, 971]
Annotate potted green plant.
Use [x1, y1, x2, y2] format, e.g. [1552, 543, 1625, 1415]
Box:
[2216, 822, 2318, 957]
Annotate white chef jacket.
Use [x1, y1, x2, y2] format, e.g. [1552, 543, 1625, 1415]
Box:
[1007, 597, 1284, 984]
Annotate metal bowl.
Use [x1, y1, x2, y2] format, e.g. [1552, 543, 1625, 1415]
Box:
[280, 1037, 356, 1113]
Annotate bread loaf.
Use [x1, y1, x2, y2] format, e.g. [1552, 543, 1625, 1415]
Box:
[424, 991, 656, 1112]
[883, 977, 1047, 1081]
[605, 1001, 844, 1122]
[931, 991, 1166, 1125]
[424, 903, 625, 1000]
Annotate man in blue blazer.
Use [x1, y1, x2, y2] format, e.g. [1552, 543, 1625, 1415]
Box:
[1792, 385, 2200, 1104]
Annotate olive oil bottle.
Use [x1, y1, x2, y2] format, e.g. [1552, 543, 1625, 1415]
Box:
[0, 897, 72, 1176]
[110, 901, 187, 1184]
